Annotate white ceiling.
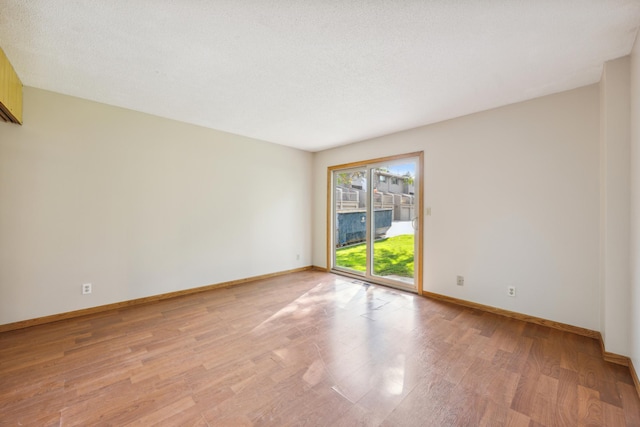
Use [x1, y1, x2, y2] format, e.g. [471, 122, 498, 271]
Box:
[1, 1, 639, 152]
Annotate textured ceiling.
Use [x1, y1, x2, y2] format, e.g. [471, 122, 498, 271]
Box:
[1, 1, 639, 151]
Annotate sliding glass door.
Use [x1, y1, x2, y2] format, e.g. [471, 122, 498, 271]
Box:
[330, 153, 422, 293]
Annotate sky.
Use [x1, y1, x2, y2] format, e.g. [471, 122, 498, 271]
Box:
[386, 163, 415, 177]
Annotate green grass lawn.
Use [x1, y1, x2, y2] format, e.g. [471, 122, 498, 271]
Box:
[335, 234, 414, 278]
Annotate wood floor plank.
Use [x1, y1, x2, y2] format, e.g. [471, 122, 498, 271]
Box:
[384, 376, 457, 426]
[556, 367, 580, 426]
[618, 382, 640, 426]
[1, 271, 638, 426]
[577, 351, 624, 408]
[529, 373, 559, 426]
[578, 385, 604, 426]
[510, 364, 541, 416]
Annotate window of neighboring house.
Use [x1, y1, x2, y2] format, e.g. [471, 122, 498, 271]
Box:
[379, 175, 386, 182]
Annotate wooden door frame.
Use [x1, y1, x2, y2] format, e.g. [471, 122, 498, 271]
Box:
[326, 151, 424, 295]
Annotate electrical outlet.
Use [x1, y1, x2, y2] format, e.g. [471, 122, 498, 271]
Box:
[296, 254, 300, 260]
[508, 286, 516, 297]
[82, 283, 92, 295]
[457, 275, 464, 286]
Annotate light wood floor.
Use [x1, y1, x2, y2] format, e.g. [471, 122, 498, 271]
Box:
[1, 271, 638, 426]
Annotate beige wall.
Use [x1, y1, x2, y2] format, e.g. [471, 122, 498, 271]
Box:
[313, 86, 601, 331]
[630, 34, 640, 372]
[0, 87, 313, 325]
[599, 57, 631, 356]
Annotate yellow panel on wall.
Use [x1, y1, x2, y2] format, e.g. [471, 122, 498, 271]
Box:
[0, 47, 23, 124]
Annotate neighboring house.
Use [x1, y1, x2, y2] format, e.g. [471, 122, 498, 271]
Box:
[336, 170, 416, 221]
[373, 170, 414, 195]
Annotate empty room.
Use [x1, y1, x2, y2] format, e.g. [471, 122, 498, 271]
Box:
[1, 1, 640, 425]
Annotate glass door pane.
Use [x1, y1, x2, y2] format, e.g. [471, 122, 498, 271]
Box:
[333, 167, 368, 275]
[330, 153, 421, 293]
[370, 160, 417, 287]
